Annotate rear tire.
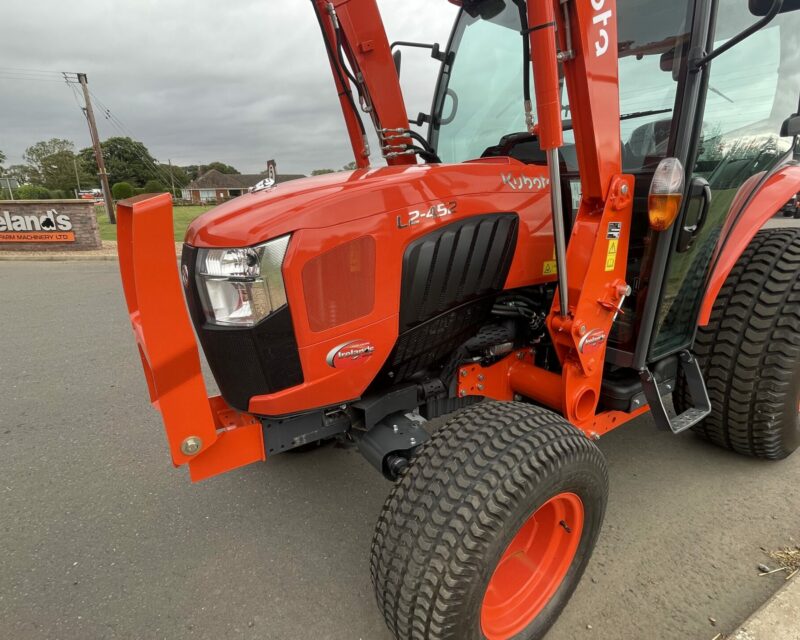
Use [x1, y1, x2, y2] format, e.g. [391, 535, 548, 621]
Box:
[679, 228, 800, 459]
[369, 401, 608, 640]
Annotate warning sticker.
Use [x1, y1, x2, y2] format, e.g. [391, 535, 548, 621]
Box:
[607, 222, 622, 239]
[605, 239, 618, 271]
[543, 246, 557, 275]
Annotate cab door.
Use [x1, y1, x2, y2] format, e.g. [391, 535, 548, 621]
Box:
[645, 1, 800, 362]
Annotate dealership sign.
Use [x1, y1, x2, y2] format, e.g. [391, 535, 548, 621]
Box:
[0, 208, 75, 243]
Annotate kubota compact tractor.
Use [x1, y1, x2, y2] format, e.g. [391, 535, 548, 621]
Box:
[117, 0, 800, 637]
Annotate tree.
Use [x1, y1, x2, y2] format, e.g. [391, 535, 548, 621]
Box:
[159, 163, 188, 193]
[204, 161, 239, 175]
[180, 162, 238, 182]
[21, 138, 93, 192]
[143, 179, 167, 193]
[311, 168, 335, 175]
[342, 161, 358, 171]
[182, 165, 201, 181]
[78, 136, 160, 187]
[0, 149, 5, 175]
[5, 164, 33, 185]
[23, 138, 75, 185]
[112, 182, 135, 199]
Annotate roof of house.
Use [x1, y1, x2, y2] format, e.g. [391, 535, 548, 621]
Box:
[184, 169, 306, 190]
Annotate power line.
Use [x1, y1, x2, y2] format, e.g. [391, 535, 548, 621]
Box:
[0, 66, 68, 76]
[85, 89, 187, 188]
[0, 74, 70, 83]
[6, 67, 189, 190]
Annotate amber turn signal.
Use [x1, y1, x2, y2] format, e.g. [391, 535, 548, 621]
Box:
[648, 157, 685, 231]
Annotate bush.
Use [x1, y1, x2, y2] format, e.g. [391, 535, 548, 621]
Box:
[17, 184, 51, 200]
[134, 187, 146, 196]
[112, 182, 135, 200]
[143, 179, 167, 193]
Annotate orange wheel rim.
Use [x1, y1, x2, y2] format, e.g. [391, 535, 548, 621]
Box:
[480, 492, 584, 640]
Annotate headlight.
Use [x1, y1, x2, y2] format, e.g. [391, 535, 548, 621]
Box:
[195, 235, 290, 326]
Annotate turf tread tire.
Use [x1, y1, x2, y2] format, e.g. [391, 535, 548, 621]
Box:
[677, 228, 800, 459]
[369, 401, 608, 640]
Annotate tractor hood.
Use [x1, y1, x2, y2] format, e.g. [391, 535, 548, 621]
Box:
[185, 159, 535, 248]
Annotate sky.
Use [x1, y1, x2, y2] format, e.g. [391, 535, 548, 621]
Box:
[0, 0, 457, 177]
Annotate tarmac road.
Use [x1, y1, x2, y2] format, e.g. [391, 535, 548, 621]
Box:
[1, 245, 799, 640]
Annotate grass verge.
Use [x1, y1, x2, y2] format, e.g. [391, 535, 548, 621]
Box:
[94, 205, 214, 242]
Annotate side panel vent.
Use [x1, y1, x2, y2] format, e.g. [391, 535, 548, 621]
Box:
[399, 214, 519, 332]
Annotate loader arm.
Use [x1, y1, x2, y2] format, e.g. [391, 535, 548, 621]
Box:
[116, 194, 265, 481]
[312, 0, 416, 168]
[518, 0, 635, 427]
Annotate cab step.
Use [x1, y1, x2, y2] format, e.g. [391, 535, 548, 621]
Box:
[639, 350, 711, 434]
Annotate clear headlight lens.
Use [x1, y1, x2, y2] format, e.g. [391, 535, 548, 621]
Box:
[196, 235, 290, 326]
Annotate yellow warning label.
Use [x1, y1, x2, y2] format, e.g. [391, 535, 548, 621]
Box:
[543, 245, 557, 275]
[605, 239, 618, 271]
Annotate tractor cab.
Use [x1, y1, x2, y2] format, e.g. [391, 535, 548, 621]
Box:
[401, 0, 800, 421]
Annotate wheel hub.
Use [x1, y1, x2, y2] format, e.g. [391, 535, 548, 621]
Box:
[481, 492, 584, 640]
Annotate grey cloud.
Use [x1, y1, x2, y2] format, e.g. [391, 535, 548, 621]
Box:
[0, 1, 456, 175]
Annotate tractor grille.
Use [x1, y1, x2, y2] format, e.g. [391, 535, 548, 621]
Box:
[377, 214, 518, 383]
[399, 214, 518, 331]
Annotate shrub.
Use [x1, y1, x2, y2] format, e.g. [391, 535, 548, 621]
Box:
[17, 184, 51, 200]
[112, 182, 135, 200]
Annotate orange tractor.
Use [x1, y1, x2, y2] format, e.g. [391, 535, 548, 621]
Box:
[117, 0, 800, 637]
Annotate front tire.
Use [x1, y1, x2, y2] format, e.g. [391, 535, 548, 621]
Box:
[370, 402, 608, 640]
[681, 228, 800, 459]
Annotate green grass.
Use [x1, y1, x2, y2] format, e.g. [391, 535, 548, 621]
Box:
[95, 205, 215, 242]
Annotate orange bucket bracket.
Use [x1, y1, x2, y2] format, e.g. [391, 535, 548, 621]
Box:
[116, 194, 264, 481]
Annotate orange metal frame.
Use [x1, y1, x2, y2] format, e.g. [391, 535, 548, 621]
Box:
[116, 194, 265, 481]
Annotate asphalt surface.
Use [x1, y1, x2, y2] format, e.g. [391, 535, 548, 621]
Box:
[1, 233, 799, 640]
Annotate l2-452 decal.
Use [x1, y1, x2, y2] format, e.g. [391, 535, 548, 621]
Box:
[396, 201, 457, 229]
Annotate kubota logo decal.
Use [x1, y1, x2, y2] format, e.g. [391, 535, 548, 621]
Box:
[591, 0, 613, 57]
[326, 340, 376, 369]
[0, 209, 75, 243]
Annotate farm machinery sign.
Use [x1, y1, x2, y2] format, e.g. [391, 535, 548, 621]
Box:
[0, 208, 75, 243]
[0, 200, 101, 251]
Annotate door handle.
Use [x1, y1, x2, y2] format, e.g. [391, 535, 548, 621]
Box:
[677, 177, 711, 253]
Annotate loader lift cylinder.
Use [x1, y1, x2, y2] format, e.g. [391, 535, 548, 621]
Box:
[547, 147, 570, 317]
[528, 0, 569, 317]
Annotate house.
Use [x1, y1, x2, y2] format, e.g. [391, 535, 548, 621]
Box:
[180, 160, 305, 204]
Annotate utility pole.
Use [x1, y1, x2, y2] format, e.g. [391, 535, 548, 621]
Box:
[168, 159, 177, 198]
[77, 73, 115, 223]
[73, 158, 82, 193]
[4, 178, 14, 200]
